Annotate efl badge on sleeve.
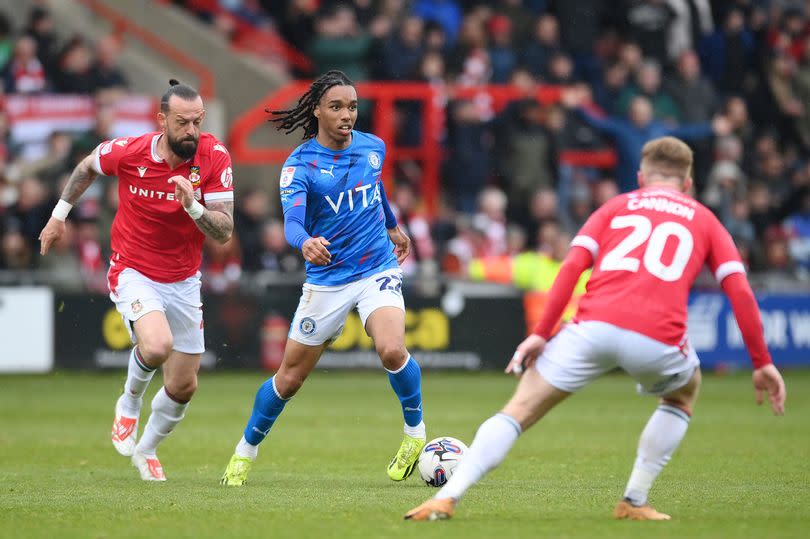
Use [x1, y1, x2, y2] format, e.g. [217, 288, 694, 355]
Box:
[280, 166, 296, 187]
[189, 165, 201, 187]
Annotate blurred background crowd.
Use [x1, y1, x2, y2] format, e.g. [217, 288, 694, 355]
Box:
[2, 0, 810, 294]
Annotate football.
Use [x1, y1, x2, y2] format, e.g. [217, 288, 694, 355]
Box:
[417, 436, 468, 487]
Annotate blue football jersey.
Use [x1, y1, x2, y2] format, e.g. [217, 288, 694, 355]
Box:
[279, 130, 398, 285]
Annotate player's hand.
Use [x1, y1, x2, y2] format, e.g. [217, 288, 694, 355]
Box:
[168, 175, 195, 209]
[752, 364, 786, 415]
[38, 217, 66, 256]
[302, 236, 331, 266]
[505, 334, 547, 377]
[388, 226, 411, 264]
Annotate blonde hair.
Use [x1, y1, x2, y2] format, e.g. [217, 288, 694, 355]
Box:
[640, 136, 693, 182]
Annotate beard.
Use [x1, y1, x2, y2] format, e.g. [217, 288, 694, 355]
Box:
[167, 133, 198, 160]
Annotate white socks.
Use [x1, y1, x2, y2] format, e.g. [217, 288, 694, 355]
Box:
[135, 387, 189, 457]
[404, 420, 426, 439]
[623, 404, 691, 506]
[120, 347, 156, 416]
[235, 436, 259, 460]
[436, 413, 522, 501]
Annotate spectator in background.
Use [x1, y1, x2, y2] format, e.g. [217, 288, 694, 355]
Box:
[446, 98, 494, 212]
[784, 187, 810, 275]
[487, 14, 517, 83]
[35, 217, 83, 290]
[53, 38, 96, 94]
[573, 89, 728, 192]
[4, 176, 51, 256]
[4, 35, 47, 93]
[766, 53, 810, 151]
[521, 13, 561, 80]
[278, 0, 317, 54]
[24, 6, 58, 76]
[391, 181, 435, 277]
[548, 0, 604, 79]
[474, 186, 509, 256]
[92, 35, 129, 92]
[0, 12, 14, 73]
[234, 186, 271, 271]
[381, 15, 424, 80]
[309, 4, 373, 83]
[412, 0, 462, 44]
[666, 0, 713, 62]
[497, 0, 533, 46]
[545, 51, 576, 85]
[665, 50, 716, 123]
[258, 218, 302, 273]
[623, 0, 676, 66]
[616, 59, 681, 123]
[497, 84, 559, 207]
[591, 61, 631, 115]
[699, 6, 754, 95]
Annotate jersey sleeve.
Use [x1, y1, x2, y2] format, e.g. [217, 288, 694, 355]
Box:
[279, 159, 309, 214]
[569, 200, 616, 262]
[704, 213, 745, 284]
[201, 143, 234, 204]
[92, 137, 135, 176]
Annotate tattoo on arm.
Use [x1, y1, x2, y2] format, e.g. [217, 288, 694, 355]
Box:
[61, 154, 98, 204]
[195, 200, 234, 243]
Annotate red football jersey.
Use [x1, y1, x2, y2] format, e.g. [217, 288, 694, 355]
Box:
[571, 186, 745, 345]
[92, 131, 234, 286]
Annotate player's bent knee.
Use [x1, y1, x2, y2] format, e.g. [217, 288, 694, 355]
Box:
[166, 377, 197, 403]
[139, 337, 173, 363]
[376, 343, 408, 370]
[274, 371, 306, 399]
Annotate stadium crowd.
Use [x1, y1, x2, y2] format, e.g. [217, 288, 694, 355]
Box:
[2, 1, 810, 292]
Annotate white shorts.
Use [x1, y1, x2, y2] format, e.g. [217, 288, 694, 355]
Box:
[536, 321, 699, 396]
[289, 268, 405, 346]
[109, 268, 205, 354]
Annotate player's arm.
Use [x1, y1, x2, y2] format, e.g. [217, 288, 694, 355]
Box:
[279, 163, 331, 266]
[379, 181, 410, 264]
[39, 153, 99, 255]
[168, 176, 233, 243]
[709, 224, 786, 415]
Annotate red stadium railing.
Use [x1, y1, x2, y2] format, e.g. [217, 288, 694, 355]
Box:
[78, 0, 216, 99]
[229, 83, 617, 216]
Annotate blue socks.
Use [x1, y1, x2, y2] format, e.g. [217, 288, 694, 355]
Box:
[243, 376, 289, 445]
[387, 356, 423, 428]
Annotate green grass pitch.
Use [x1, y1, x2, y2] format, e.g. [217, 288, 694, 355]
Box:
[1, 370, 808, 539]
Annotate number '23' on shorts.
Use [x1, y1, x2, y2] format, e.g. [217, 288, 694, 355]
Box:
[289, 268, 405, 346]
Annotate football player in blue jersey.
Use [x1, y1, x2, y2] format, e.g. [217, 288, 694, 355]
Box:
[222, 71, 427, 485]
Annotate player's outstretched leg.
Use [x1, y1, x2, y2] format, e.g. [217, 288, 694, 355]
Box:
[386, 356, 426, 481]
[221, 375, 289, 486]
[614, 403, 689, 521]
[616, 370, 699, 520]
[112, 346, 156, 456]
[405, 412, 522, 520]
[131, 387, 188, 481]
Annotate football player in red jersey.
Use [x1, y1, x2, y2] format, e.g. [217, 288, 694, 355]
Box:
[405, 136, 786, 522]
[39, 80, 235, 481]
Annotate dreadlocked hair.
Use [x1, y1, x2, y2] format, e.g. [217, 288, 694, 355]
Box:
[267, 70, 354, 139]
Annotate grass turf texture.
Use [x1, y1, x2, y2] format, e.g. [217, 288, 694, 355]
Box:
[0, 370, 807, 539]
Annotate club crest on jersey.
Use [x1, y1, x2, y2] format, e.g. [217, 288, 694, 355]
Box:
[280, 166, 295, 188]
[189, 165, 201, 187]
[368, 151, 381, 169]
[299, 317, 316, 335]
[220, 166, 233, 188]
[131, 299, 143, 314]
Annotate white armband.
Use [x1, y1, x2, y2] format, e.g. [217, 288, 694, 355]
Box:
[184, 200, 205, 220]
[52, 199, 73, 221]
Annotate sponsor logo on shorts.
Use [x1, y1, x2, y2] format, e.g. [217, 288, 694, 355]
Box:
[299, 317, 317, 335]
[131, 299, 143, 314]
